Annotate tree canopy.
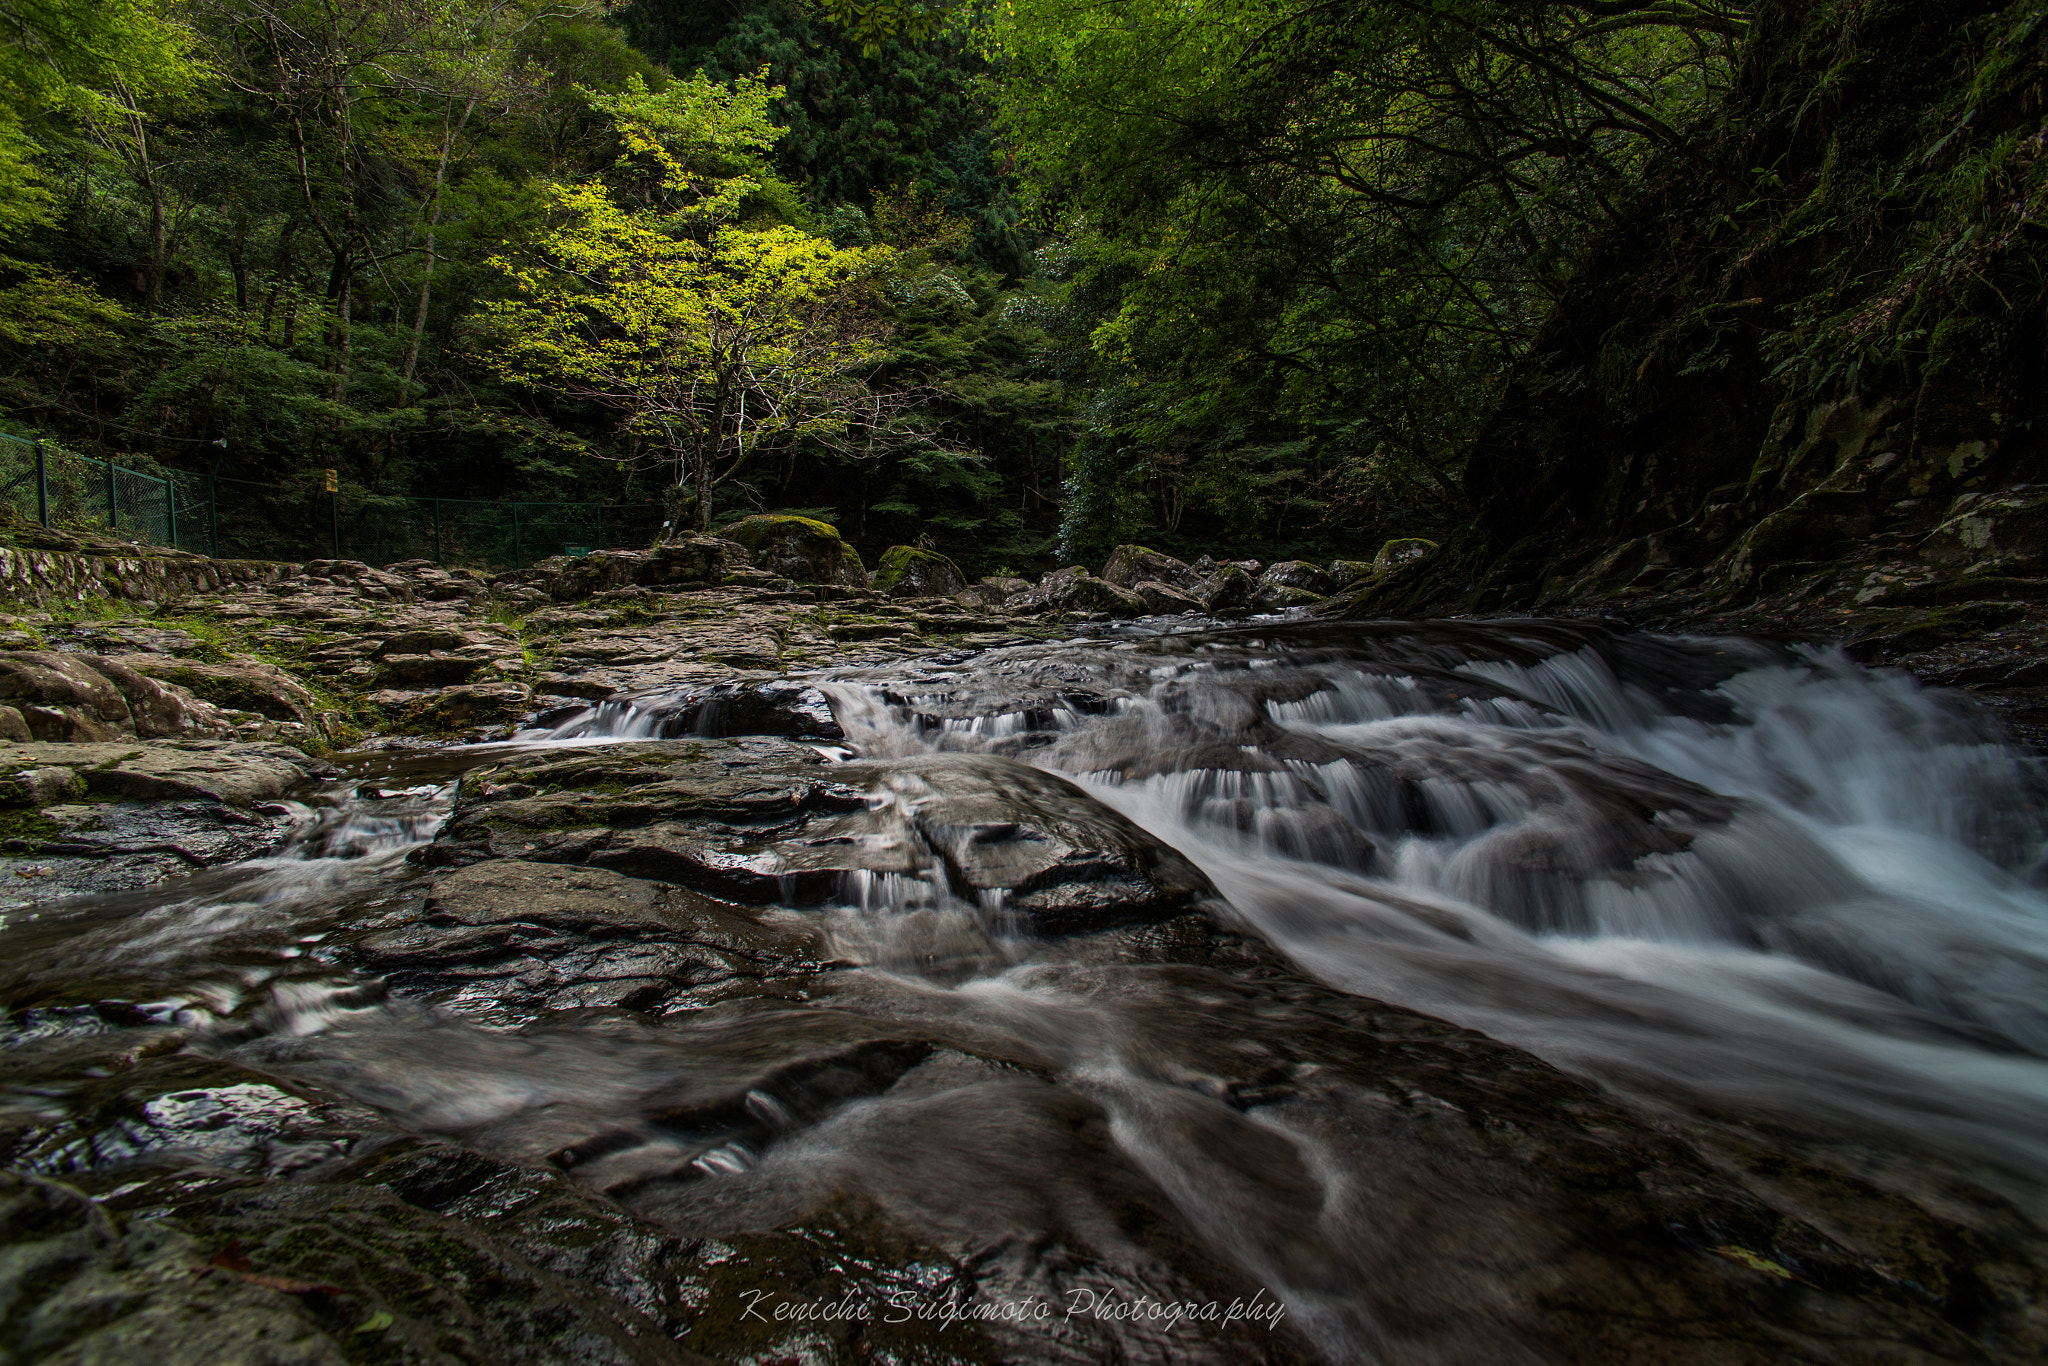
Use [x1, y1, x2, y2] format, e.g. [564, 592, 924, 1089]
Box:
[6, 0, 2021, 581]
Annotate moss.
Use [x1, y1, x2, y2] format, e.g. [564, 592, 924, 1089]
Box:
[40, 595, 133, 625]
[0, 806, 61, 848]
[721, 513, 844, 545]
[143, 666, 277, 715]
[871, 544, 965, 593]
[148, 615, 236, 664]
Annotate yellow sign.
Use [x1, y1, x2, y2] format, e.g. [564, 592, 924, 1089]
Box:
[322, 468, 337, 493]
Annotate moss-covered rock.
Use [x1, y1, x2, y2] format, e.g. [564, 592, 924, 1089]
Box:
[871, 545, 967, 598]
[1101, 544, 1196, 590]
[1373, 537, 1438, 572]
[1259, 559, 1336, 594]
[1198, 563, 1257, 613]
[1328, 558, 1377, 588]
[1012, 573, 1148, 618]
[117, 654, 323, 727]
[718, 515, 867, 588]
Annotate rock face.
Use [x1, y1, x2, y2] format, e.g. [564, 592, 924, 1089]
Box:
[1197, 563, 1257, 612]
[424, 739, 1207, 934]
[1101, 544, 1198, 591]
[974, 575, 1030, 605]
[871, 545, 967, 599]
[0, 650, 231, 741]
[1373, 536, 1438, 572]
[1131, 579, 1203, 614]
[1011, 570, 1148, 618]
[718, 515, 868, 587]
[117, 654, 324, 728]
[0, 738, 326, 901]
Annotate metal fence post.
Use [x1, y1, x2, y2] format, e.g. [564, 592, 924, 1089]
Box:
[103, 460, 117, 532]
[33, 440, 47, 527]
[207, 474, 218, 558]
[512, 501, 523, 569]
[432, 498, 443, 565]
[167, 477, 177, 549]
[597, 504, 606, 550]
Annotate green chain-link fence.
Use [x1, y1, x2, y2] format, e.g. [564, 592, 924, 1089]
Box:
[0, 431, 190, 548]
[321, 494, 665, 569]
[0, 431, 662, 570]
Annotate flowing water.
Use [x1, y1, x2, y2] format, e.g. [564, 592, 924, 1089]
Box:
[5, 617, 2048, 1361]
[810, 622, 2048, 1203]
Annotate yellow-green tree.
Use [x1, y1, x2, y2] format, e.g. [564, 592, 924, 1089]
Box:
[481, 72, 898, 533]
[0, 0, 203, 241]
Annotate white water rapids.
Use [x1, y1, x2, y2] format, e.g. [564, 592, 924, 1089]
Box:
[784, 621, 2048, 1212]
[9, 617, 2047, 1363]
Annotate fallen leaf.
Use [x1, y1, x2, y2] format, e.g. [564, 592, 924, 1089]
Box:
[201, 1241, 347, 1295]
[1712, 1245, 1801, 1281]
[239, 1270, 349, 1296]
[206, 1241, 254, 1273]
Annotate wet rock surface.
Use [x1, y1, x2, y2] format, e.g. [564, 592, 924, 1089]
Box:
[2, 540, 2047, 1361]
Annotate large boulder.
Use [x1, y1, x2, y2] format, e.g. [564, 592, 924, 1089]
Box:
[1012, 572, 1147, 618]
[1259, 560, 1336, 595]
[117, 654, 324, 729]
[1373, 536, 1439, 572]
[718, 515, 867, 588]
[1252, 561, 1334, 612]
[1328, 559, 1377, 588]
[839, 753, 1215, 933]
[532, 549, 642, 600]
[974, 576, 1031, 605]
[871, 545, 967, 599]
[1132, 580, 1203, 614]
[0, 651, 230, 741]
[1252, 584, 1325, 612]
[537, 538, 733, 601]
[1197, 564, 1257, 613]
[1101, 544, 1197, 591]
[428, 740, 1211, 937]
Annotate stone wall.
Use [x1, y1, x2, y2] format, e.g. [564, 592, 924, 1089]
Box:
[0, 544, 291, 606]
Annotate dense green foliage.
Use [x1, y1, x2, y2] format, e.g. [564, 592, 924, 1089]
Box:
[0, 0, 1067, 570]
[2, 0, 2038, 577]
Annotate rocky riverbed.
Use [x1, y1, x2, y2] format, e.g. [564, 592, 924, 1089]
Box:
[2, 515, 2046, 1364]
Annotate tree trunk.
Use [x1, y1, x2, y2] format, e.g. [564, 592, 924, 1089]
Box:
[329, 266, 352, 401]
[226, 206, 250, 312]
[402, 98, 475, 386]
[262, 220, 297, 343]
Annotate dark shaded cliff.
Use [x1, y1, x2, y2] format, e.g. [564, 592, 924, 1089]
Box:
[1332, 0, 2048, 733]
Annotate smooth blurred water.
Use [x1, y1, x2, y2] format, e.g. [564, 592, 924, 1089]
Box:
[9, 617, 2048, 1363]
[808, 621, 2048, 1202]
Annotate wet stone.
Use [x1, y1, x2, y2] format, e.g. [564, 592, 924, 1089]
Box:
[4, 605, 2048, 1364]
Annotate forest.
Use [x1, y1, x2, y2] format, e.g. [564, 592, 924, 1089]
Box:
[1, 0, 2041, 583]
